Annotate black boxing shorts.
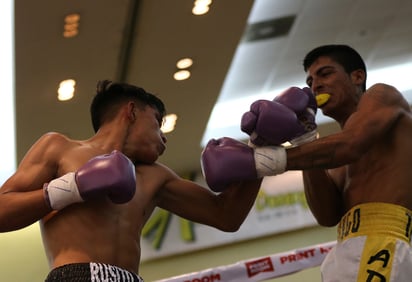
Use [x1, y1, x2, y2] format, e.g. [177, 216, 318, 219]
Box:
[45, 262, 144, 282]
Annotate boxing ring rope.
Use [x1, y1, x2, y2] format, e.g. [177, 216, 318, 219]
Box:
[155, 241, 336, 282]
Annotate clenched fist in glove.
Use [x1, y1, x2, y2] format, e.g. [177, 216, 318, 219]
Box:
[241, 87, 317, 147]
[201, 137, 286, 192]
[44, 150, 136, 210]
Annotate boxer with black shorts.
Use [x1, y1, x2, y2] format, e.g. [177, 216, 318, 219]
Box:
[0, 80, 281, 281]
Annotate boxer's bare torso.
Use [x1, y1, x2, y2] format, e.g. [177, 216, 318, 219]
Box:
[41, 153, 164, 274]
[335, 109, 412, 212]
[15, 132, 155, 273]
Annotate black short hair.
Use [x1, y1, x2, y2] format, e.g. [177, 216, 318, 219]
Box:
[303, 44, 367, 91]
[90, 80, 166, 132]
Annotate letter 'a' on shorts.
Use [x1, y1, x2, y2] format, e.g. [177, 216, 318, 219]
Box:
[321, 202, 412, 282]
[44, 262, 144, 282]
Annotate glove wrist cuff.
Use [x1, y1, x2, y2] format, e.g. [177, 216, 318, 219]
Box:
[289, 130, 318, 147]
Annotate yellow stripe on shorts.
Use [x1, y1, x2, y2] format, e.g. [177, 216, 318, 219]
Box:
[357, 235, 396, 281]
[337, 202, 412, 243]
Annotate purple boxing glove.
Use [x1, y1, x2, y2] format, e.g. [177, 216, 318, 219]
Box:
[201, 137, 286, 192]
[275, 87, 317, 130]
[44, 150, 136, 210]
[241, 87, 318, 146]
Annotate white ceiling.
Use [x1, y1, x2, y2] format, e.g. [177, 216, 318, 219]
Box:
[14, 0, 412, 176]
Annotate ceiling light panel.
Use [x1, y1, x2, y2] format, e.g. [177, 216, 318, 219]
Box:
[63, 13, 80, 38]
[192, 0, 212, 15]
[57, 79, 76, 101]
[173, 70, 191, 81]
[176, 58, 193, 69]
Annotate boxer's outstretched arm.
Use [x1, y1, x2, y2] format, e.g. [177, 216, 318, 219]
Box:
[156, 166, 262, 232]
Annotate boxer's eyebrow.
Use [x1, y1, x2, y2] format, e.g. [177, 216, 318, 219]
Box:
[306, 66, 335, 87]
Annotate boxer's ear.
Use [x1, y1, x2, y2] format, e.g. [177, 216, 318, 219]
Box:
[126, 102, 136, 122]
[350, 69, 366, 87]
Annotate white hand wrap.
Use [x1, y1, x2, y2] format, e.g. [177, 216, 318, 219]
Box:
[254, 146, 287, 178]
[44, 172, 84, 210]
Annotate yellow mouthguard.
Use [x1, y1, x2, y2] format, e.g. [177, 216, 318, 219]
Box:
[316, 93, 331, 106]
